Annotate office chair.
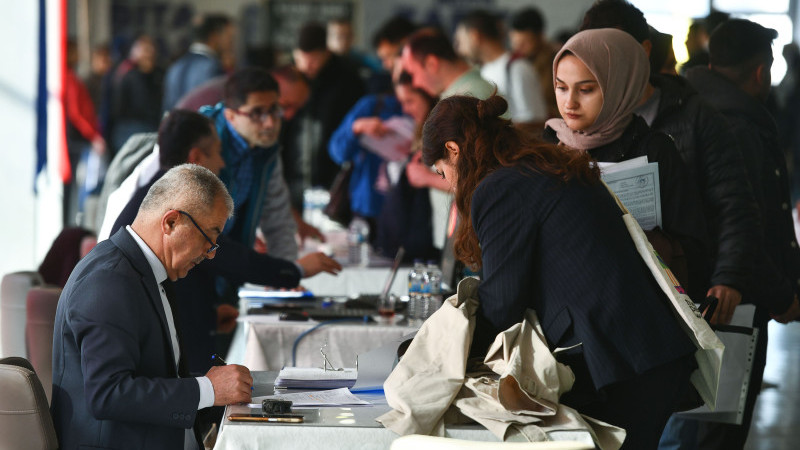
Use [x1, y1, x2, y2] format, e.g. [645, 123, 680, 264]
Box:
[25, 286, 62, 402]
[0, 356, 58, 450]
[1, 271, 43, 358]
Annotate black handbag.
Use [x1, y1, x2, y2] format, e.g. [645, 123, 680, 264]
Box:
[323, 161, 353, 226]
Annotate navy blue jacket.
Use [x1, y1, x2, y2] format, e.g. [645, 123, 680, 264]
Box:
[109, 171, 301, 373]
[51, 229, 199, 449]
[471, 163, 696, 390]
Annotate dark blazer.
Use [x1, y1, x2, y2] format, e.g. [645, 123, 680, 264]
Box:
[471, 163, 696, 391]
[51, 229, 199, 449]
[110, 171, 302, 373]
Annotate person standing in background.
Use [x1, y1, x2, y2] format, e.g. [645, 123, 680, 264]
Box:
[110, 35, 163, 152]
[163, 14, 234, 112]
[63, 40, 106, 227]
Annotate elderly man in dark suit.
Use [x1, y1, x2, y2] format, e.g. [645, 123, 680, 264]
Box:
[51, 164, 252, 450]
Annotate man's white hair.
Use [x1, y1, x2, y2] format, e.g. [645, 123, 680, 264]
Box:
[139, 164, 234, 219]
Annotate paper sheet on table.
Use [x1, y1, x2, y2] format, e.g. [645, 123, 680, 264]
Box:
[249, 388, 370, 408]
[600, 157, 662, 230]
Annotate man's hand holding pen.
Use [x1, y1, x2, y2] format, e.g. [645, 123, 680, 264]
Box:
[206, 354, 253, 405]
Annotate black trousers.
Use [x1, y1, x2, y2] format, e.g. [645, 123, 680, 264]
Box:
[560, 351, 696, 449]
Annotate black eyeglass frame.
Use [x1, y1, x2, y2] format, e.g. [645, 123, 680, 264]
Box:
[177, 210, 220, 254]
[229, 104, 284, 123]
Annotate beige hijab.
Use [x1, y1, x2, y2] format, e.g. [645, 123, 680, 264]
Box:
[545, 28, 650, 151]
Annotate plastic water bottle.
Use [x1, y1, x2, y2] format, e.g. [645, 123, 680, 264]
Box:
[426, 261, 443, 316]
[418, 264, 432, 320]
[347, 218, 370, 266]
[407, 260, 424, 323]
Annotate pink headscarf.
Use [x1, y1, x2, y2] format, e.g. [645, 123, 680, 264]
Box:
[545, 28, 650, 151]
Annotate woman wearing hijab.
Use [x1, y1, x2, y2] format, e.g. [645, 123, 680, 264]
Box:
[422, 92, 696, 449]
[543, 28, 707, 296]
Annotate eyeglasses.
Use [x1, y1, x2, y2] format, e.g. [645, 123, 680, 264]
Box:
[230, 104, 284, 123]
[177, 210, 219, 254]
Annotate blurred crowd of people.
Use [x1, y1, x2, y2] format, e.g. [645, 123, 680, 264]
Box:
[51, 1, 800, 448]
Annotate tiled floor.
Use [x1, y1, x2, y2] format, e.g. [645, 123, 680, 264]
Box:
[744, 321, 800, 449]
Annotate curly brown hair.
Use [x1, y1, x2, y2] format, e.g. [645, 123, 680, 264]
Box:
[421, 94, 601, 269]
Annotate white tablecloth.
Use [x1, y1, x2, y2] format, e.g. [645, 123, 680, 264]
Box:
[242, 316, 418, 370]
[213, 372, 595, 450]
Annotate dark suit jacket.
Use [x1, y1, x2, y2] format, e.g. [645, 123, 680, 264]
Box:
[51, 229, 199, 449]
[110, 171, 302, 373]
[471, 164, 695, 391]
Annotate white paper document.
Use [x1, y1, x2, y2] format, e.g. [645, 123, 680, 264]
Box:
[358, 116, 416, 162]
[601, 157, 662, 230]
[250, 388, 370, 408]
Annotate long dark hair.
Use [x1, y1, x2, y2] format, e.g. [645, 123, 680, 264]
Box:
[38, 227, 94, 287]
[421, 94, 600, 268]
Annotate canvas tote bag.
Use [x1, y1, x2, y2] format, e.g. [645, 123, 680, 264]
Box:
[602, 181, 724, 410]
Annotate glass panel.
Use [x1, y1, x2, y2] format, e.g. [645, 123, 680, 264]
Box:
[714, 0, 789, 14]
[645, 14, 694, 66]
[635, 0, 710, 17]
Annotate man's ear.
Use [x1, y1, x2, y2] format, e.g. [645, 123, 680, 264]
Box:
[187, 147, 203, 165]
[641, 39, 653, 58]
[755, 63, 767, 87]
[223, 108, 235, 123]
[424, 54, 439, 73]
[162, 209, 181, 235]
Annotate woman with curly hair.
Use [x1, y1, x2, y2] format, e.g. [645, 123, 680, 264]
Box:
[421, 93, 695, 449]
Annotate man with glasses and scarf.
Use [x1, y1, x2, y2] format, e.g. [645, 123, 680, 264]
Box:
[199, 68, 300, 262]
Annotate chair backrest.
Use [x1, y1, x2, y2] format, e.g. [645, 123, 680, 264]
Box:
[0, 356, 58, 450]
[1, 271, 44, 358]
[25, 287, 62, 403]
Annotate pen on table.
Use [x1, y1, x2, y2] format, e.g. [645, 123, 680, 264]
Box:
[211, 354, 255, 392]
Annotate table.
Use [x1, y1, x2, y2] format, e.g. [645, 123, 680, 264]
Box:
[213, 372, 595, 450]
[231, 263, 416, 370]
[241, 315, 418, 371]
[298, 265, 412, 298]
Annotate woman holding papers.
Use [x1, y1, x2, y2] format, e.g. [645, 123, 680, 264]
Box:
[421, 92, 696, 449]
[328, 79, 407, 232]
[542, 28, 707, 299]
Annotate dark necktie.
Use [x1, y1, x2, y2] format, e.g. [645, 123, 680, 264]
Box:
[161, 280, 189, 377]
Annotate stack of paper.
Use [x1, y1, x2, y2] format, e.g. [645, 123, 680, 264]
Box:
[275, 367, 358, 389]
[251, 388, 370, 407]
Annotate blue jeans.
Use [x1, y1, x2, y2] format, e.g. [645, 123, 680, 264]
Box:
[658, 415, 698, 450]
